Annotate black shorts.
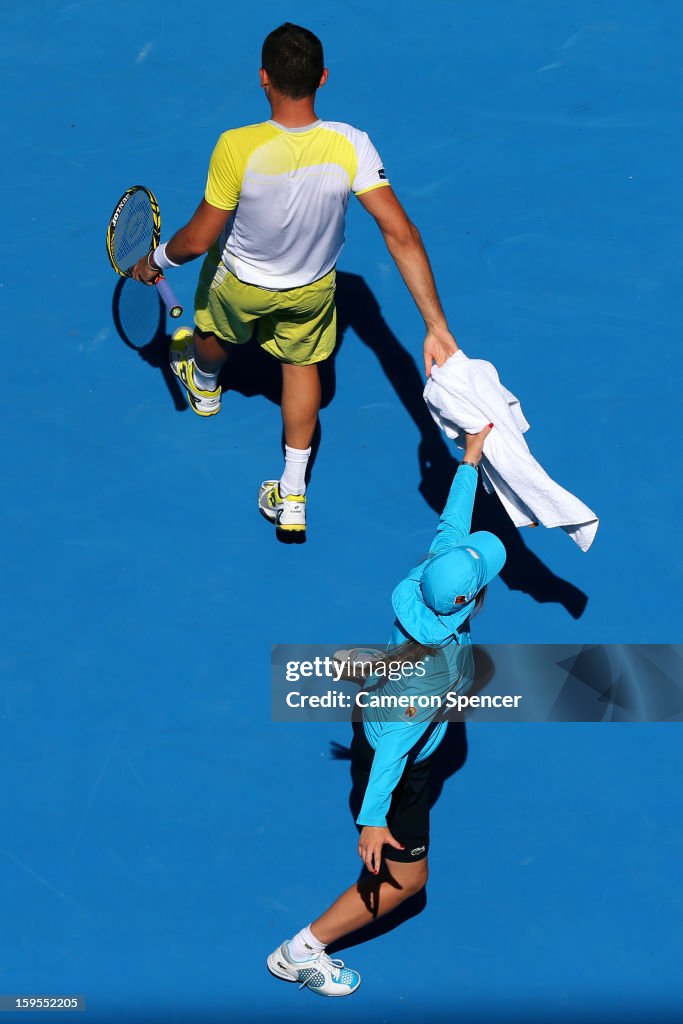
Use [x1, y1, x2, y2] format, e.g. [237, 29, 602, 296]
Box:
[350, 721, 431, 863]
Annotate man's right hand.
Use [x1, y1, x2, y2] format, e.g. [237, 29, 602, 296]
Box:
[131, 254, 160, 285]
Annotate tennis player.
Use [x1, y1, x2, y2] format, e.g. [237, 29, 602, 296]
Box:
[131, 22, 458, 533]
[267, 425, 506, 996]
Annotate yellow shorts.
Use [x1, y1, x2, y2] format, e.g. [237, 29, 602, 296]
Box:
[194, 258, 337, 365]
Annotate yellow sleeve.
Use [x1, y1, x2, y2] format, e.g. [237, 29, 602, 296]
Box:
[355, 179, 391, 197]
[205, 133, 240, 210]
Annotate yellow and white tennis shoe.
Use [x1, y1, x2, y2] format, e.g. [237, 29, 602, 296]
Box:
[258, 480, 306, 532]
[170, 327, 221, 417]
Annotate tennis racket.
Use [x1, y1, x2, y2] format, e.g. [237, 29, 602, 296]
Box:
[106, 185, 183, 318]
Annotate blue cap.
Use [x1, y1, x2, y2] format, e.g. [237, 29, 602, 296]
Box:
[391, 532, 506, 646]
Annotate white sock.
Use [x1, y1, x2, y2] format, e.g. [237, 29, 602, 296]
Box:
[192, 362, 219, 392]
[288, 924, 326, 962]
[279, 445, 311, 497]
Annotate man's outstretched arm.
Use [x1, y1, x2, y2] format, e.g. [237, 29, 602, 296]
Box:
[357, 186, 458, 377]
[131, 199, 233, 284]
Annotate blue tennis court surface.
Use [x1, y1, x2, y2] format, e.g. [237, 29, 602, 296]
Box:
[2, 1, 682, 1021]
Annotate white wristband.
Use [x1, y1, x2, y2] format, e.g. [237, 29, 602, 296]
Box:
[152, 242, 180, 271]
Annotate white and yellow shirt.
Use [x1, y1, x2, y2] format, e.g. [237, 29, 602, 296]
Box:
[205, 119, 390, 289]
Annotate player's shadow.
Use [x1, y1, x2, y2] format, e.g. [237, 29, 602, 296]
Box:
[333, 272, 588, 619]
[116, 271, 587, 614]
[112, 278, 187, 412]
[223, 272, 586, 610]
[325, 721, 468, 953]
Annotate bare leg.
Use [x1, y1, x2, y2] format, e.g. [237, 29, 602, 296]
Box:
[310, 858, 429, 946]
[194, 328, 230, 376]
[281, 362, 321, 450]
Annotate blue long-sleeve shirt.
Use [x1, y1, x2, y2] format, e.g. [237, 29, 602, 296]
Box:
[357, 465, 478, 827]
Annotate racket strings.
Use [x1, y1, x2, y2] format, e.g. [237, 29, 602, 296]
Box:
[113, 192, 156, 272]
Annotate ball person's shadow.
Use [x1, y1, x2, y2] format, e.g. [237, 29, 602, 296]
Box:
[322, 646, 497, 951]
[325, 721, 468, 953]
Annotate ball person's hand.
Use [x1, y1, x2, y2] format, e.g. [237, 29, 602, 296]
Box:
[358, 825, 404, 874]
[464, 422, 494, 464]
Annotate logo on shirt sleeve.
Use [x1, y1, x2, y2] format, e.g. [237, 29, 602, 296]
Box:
[378, 168, 386, 179]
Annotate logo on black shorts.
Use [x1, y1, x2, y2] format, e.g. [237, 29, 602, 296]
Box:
[411, 846, 426, 856]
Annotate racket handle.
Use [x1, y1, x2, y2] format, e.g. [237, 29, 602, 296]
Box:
[154, 276, 183, 319]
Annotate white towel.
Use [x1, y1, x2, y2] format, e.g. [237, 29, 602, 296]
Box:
[424, 350, 599, 551]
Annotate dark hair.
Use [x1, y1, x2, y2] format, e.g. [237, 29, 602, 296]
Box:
[473, 584, 487, 615]
[343, 586, 489, 682]
[262, 23, 324, 100]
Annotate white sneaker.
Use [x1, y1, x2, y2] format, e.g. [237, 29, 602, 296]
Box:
[258, 480, 306, 533]
[267, 941, 361, 997]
